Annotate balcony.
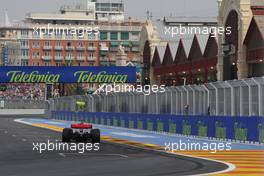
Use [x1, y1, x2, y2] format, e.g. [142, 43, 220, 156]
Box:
[100, 46, 109, 51]
[87, 46, 96, 51]
[32, 45, 40, 49]
[77, 56, 85, 61]
[88, 57, 95, 61]
[21, 56, 29, 60]
[76, 46, 85, 51]
[42, 56, 52, 61]
[55, 56, 63, 61]
[65, 56, 74, 61]
[54, 46, 63, 51]
[43, 46, 52, 50]
[100, 57, 108, 61]
[21, 46, 29, 50]
[32, 55, 40, 59]
[65, 46, 75, 51]
[21, 35, 29, 39]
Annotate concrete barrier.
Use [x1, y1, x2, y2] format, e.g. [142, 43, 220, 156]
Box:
[0, 109, 46, 115]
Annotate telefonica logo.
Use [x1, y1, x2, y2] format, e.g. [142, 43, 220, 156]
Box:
[74, 71, 128, 83]
[6, 70, 129, 83]
[7, 71, 60, 83]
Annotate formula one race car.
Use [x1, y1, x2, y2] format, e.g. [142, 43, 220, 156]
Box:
[62, 122, 100, 143]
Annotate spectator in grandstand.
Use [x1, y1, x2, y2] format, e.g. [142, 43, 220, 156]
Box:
[0, 84, 45, 101]
[53, 89, 60, 98]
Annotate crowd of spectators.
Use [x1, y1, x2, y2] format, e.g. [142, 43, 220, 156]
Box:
[0, 84, 45, 100]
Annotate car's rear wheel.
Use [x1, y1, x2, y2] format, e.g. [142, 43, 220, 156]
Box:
[62, 128, 73, 143]
[91, 129, 100, 143]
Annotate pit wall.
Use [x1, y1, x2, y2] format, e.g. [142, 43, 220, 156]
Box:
[52, 111, 264, 143]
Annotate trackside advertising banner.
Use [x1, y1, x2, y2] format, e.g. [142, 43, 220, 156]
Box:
[0, 66, 136, 83]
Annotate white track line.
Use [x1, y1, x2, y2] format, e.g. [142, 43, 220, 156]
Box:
[166, 151, 236, 176]
[14, 119, 33, 126]
[59, 153, 128, 158]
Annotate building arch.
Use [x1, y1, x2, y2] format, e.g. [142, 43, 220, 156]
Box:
[142, 40, 151, 84]
[218, 0, 253, 80]
[244, 16, 264, 77]
[223, 10, 239, 80]
[222, 0, 241, 28]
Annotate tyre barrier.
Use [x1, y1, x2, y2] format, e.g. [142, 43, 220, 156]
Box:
[52, 111, 264, 143]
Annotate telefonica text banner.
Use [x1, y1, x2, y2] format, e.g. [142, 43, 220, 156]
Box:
[0, 66, 136, 83]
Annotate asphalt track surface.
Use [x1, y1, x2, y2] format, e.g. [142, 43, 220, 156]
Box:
[0, 116, 229, 176]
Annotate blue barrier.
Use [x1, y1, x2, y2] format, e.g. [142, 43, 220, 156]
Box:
[51, 111, 264, 143]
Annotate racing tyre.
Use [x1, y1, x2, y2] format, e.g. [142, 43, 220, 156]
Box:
[91, 129, 100, 143]
[62, 128, 73, 143]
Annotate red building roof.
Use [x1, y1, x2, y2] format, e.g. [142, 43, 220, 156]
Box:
[162, 44, 174, 66]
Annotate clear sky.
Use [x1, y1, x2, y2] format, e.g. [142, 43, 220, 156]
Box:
[0, 0, 218, 23]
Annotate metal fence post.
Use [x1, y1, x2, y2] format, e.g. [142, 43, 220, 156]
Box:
[155, 93, 158, 114]
[188, 85, 196, 115]
[226, 81, 235, 116]
[243, 80, 252, 116]
[210, 83, 219, 116]
[239, 85, 243, 116]
[202, 85, 210, 114]
[252, 78, 263, 116]
[169, 88, 174, 115]
[88, 95, 94, 112]
[175, 87, 181, 115]
[129, 92, 135, 113]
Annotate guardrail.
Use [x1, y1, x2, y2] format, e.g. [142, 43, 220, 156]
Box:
[52, 111, 264, 143]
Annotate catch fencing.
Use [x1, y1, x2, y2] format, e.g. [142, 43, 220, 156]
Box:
[50, 77, 264, 116]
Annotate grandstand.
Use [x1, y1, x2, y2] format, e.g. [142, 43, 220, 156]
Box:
[0, 84, 45, 100]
